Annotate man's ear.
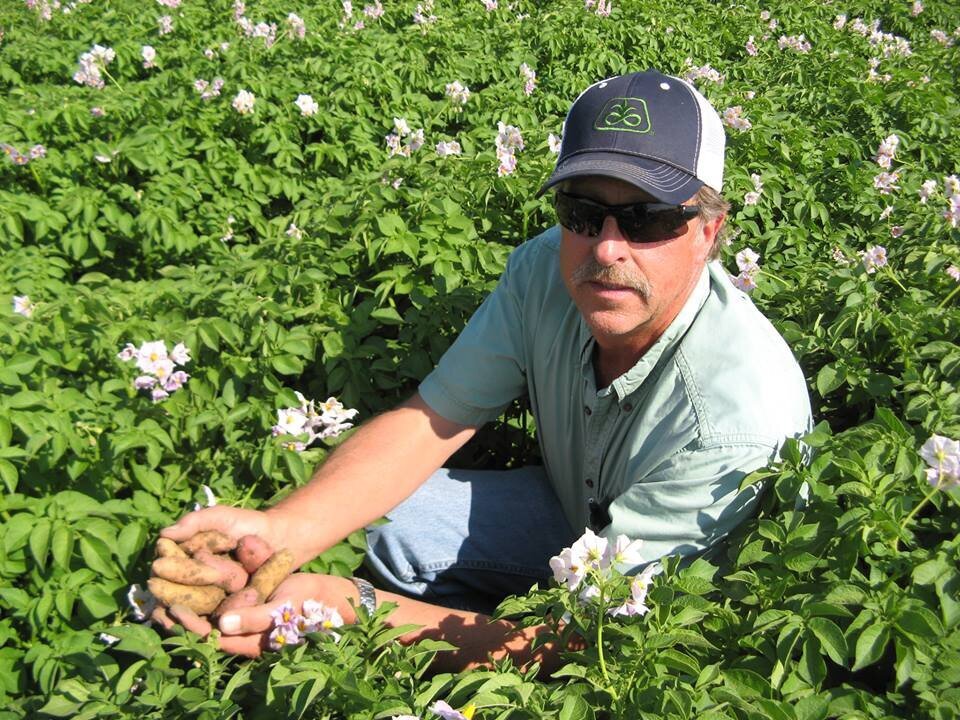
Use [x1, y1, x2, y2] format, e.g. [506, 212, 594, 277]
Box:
[697, 213, 726, 258]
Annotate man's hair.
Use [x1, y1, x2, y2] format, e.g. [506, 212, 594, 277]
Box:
[694, 185, 730, 261]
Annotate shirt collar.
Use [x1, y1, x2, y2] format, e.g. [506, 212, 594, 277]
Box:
[578, 264, 712, 400]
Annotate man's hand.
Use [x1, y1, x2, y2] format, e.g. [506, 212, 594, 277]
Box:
[152, 573, 357, 658]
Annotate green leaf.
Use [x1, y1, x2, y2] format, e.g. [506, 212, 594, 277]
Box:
[271, 354, 304, 375]
[816, 364, 843, 396]
[0, 458, 17, 493]
[895, 608, 943, 640]
[807, 617, 847, 666]
[852, 622, 889, 671]
[28, 518, 52, 570]
[558, 694, 594, 720]
[80, 535, 118, 578]
[79, 585, 118, 619]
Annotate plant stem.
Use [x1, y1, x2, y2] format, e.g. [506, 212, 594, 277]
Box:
[939, 283, 960, 309]
[894, 481, 942, 551]
[883, 267, 908, 293]
[103, 67, 125, 93]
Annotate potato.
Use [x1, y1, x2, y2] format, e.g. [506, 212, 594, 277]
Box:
[193, 550, 249, 593]
[179, 530, 236, 555]
[250, 549, 294, 602]
[155, 538, 187, 559]
[212, 587, 260, 618]
[236, 535, 273, 574]
[148, 577, 226, 615]
[152, 556, 223, 586]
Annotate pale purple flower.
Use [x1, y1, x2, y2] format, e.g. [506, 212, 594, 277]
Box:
[158, 15, 173, 35]
[193, 484, 217, 511]
[295, 94, 318, 117]
[731, 271, 758, 292]
[873, 171, 900, 194]
[29, 144, 46, 159]
[890, 225, 904, 238]
[946, 265, 960, 282]
[134, 375, 157, 390]
[73, 44, 115, 89]
[778, 34, 811, 52]
[163, 370, 189, 392]
[874, 134, 899, 168]
[444, 81, 470, 106]
[385, 133, 406, 157]
[363, 1, 383, 19]
[608, 563, 660, 617]
[91, 106, 105, 117]
[736, 248, 760, 273]
[408, 128, 425, 152]
[151, 388, 170, 402]
[911, 1, 923, 15]
[286, 222, 304, 239]
[127, 584, 157, 621]
[393, 117, 411, 136]
[920, 435, 960, 490]
[834, 14, 847, 30]
[142, 45, 156, 69]
[270, 602, 298, 627]
[435, 140, 462, 156]
[286, 12, 307, 38]
[274, 408, 308, 436]
[496, 122, 524, 152]
[722, 106, 751, 131]
[860, 245, 888, 273]
[602, 534, 644, 570]
[879, 205, 893, 220]
[413, 0, 436, 25]
[594, 0, 611, 17]
[497, 148, 517, 176]
[946, 176, 960, 196]
[682, 60, 723, 84]
[430, 701, 473, 720]
[204, 48, 216, 59]
[519, 63, 536, 96]
[548, 133, 562, 153]
[549, 546, 587, 591]
[931, 29, 953, 46]
[744, 192, 761, 206]
[12, 295, 34, 317]
[945, 194, 960, 228]
[268, 624, 302, 650]
[232, 90, 255, 115]
[919, 179, 937, 204]
[482, 0, 497, 9]
[136, 341, 168, 373]
[170, 342, 190, 365]
[832, 247, 850, 265]
[117, 343, 137, 361]
[745, 35, 758, 56]
[301, 600, 344, 638]
[156, 0, 181, 7]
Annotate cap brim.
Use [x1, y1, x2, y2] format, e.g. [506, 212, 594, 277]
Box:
[537, 153, 704, 204]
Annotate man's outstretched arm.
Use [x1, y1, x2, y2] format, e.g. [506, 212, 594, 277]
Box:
[161, 391, 479, 567]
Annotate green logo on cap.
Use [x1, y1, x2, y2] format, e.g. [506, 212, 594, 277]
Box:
[594, 97, 652, 134]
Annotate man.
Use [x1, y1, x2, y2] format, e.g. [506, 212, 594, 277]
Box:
[155, 69, 812, 671]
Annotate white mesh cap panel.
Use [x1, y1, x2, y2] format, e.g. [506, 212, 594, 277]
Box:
[673, 76, 726, 192]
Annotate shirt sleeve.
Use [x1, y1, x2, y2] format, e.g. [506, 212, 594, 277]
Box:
[603, 442, 777, 570]
[418, 245, 530, 427]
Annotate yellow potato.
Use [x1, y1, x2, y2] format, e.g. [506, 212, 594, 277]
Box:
[249, 549, 294, 602]
[147, 577, 225, 615]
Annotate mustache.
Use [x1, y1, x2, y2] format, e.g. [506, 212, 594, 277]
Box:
[570, 259, 651, 299]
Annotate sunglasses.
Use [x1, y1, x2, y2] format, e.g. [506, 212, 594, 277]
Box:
[553, 190, 700, 243]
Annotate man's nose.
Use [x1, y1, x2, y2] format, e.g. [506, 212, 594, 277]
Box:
[592, 215, 630, 265]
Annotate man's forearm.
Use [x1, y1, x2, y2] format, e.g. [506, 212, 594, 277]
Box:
[266, 393, 477, 565]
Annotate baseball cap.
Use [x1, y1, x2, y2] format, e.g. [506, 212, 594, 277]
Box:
[538, 69, 726, 204]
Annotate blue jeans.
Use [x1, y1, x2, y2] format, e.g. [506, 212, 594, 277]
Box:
[364, 466, 577, 614]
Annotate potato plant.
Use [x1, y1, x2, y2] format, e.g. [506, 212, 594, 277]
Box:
[0, 0, 958, 718]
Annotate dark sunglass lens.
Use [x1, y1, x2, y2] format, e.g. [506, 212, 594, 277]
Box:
[556, 194, 602, 235]
[620, 208, 687, 243]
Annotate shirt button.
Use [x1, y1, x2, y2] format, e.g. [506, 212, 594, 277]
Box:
[585, 478, 594, 488]
[584, 405, 592, 415]
[622, 402, 633, 412]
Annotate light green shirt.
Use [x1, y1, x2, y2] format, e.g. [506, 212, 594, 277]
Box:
[419, 226, 812, 566]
